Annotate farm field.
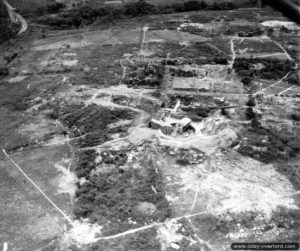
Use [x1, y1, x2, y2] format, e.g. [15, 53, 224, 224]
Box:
[0, 4, 300, 251]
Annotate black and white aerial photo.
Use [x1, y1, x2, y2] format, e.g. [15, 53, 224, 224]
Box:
[0, 0, 299, 250]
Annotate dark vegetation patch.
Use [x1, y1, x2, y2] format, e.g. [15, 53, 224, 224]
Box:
[160, 146, 207, 165]
[275, 162, 300, 190]
[193, 209, 300, 243]
[233, 58, 295, 81]
[228, 24, 262, 36]
[189, 9, 258, 23]
[172, 218, 209, 251]
[73, 149, 171, 236]
[210, 38, 232, 55]
[35, 0, 245, 29]
[286, 72, 300, 86]
[71, 44, 138, 87]
[0, 108, 31, 151]
[271, 36, 299, 60]
[238, 123, 300, 164]
[269, 207, 300, 242]
[0, 81, 40, 111]
[125, 62, 165, 88]
[192, 211, 260, 242]
[237, 105, 300, 189]
[84, 227, 160, 251]
[234, 40, 282, 54]
[55, 104, 136, 137]
[291, 113, 300, 121]
[0, 1, 14, 44]
[168, 94, 223, 120]
[74, 132, 113, 149]
[123, 227, 161, 251]
[237, 117, 300, 190]
[137, 97, 161, 114]
[151, 42, 229, 61]
[169, 94, 217, 107]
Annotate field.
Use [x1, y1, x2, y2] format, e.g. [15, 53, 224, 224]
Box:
[0, 5, 300, 251]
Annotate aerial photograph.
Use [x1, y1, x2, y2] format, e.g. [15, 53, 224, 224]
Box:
[0, 0, 299, 250]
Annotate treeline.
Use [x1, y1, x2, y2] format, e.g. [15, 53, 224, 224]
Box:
[37, 0, 242, 29]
